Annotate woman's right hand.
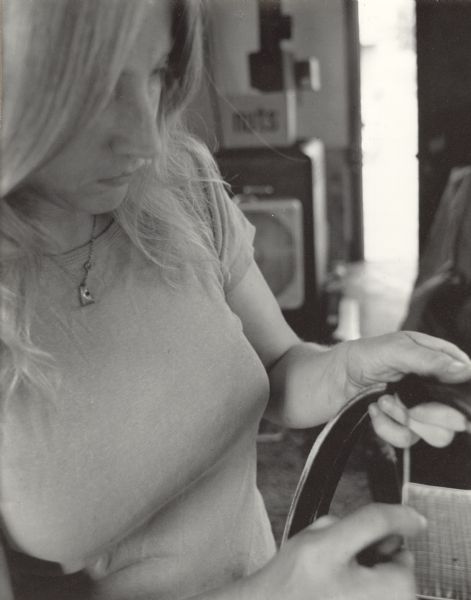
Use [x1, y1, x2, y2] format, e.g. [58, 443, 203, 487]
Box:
[244, 503, 425, 600]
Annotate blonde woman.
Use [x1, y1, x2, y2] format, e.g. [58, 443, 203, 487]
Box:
[1, 1, 470, 599]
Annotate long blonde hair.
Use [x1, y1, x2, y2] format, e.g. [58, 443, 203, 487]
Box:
[1, 0, 225, 404]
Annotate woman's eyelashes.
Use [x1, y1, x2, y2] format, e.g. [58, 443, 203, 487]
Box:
[109, 59, 172, 103]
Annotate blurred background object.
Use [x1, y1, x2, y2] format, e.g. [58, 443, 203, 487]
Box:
[184, 0, 471, 542]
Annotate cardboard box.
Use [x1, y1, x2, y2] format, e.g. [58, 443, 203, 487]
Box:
[218, 91, 297, 149]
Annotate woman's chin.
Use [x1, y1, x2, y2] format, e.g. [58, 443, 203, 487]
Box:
[92, 184, 130, 212]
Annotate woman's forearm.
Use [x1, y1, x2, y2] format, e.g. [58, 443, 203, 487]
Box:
[265, 341, 350, 428]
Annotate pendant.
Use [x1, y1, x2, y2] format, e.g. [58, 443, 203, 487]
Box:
[79, 284, 95, 307]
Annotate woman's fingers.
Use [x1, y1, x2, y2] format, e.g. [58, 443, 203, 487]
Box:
[408, 420, 456, 447]
[340, 331, 471, 405]
[408, 402, 467, 446]
[369, 400, 418, 447]
[409, 402, 467, 430]
[397, 332, 471, 383]
[256, 504, 422, 600]
[307, 515, 339, 531]
[378, 394, 408, 424]
[312, 503, 427, 564]
[369, 394, 467, 447]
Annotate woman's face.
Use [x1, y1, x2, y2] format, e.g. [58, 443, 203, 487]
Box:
[23, 0, 172, 216]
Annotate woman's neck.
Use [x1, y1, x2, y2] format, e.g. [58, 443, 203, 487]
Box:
[44, 211, 114, 254]
[11, 189, 114, 253]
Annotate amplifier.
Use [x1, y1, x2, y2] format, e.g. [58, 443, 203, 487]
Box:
[216, 139, 329, 341]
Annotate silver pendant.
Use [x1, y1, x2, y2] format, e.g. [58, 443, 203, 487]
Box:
[79, 284, 95, 306]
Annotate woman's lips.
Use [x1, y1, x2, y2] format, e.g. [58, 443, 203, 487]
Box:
[97, 159, 150, 188]
[97, 173, 135, 187]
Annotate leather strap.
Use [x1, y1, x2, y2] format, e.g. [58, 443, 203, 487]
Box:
[283, 375, 471, 541]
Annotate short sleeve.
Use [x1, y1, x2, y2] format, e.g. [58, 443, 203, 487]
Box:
[207, 188, 256, 293]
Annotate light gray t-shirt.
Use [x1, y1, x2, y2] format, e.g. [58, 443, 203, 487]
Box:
[1, 194, 276, 599]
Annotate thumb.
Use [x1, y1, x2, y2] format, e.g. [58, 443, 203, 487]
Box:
[307, 515, 339, 532]
[315, 503, 427, 564]
[398, 332, 471, 383]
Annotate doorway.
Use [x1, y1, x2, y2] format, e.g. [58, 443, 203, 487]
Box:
[338, 0, 418, 340]
[338, 0, 419, 339]
[359, 0, 418, 264]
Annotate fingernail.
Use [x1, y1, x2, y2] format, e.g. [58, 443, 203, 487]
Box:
[418, 513, 428, 528]
[368, 404, 379, 417]
[447, 360, 470, 373]
[379, 396, 392, 409]
[405, 506, 427, 527]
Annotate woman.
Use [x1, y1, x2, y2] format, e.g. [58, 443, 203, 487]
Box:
[1, 1, 470, 599]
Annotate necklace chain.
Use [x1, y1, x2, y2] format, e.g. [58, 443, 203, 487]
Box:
[78, 216, 98, 307]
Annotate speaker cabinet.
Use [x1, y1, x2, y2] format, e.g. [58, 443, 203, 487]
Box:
[216, 140, 328, 341]
[239, 197, 305, 310]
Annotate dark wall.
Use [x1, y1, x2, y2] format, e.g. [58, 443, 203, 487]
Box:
[416, 0, 471, 250]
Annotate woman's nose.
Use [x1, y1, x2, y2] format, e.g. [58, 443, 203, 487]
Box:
[109, 82, 161, 160]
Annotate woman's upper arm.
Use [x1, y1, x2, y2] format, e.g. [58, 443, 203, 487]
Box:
[226, 260, 300, 369]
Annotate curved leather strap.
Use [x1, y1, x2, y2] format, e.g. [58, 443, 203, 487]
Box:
[283, 375, 471, 542]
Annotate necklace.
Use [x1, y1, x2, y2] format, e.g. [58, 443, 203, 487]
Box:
[78, 215, 98, 307]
